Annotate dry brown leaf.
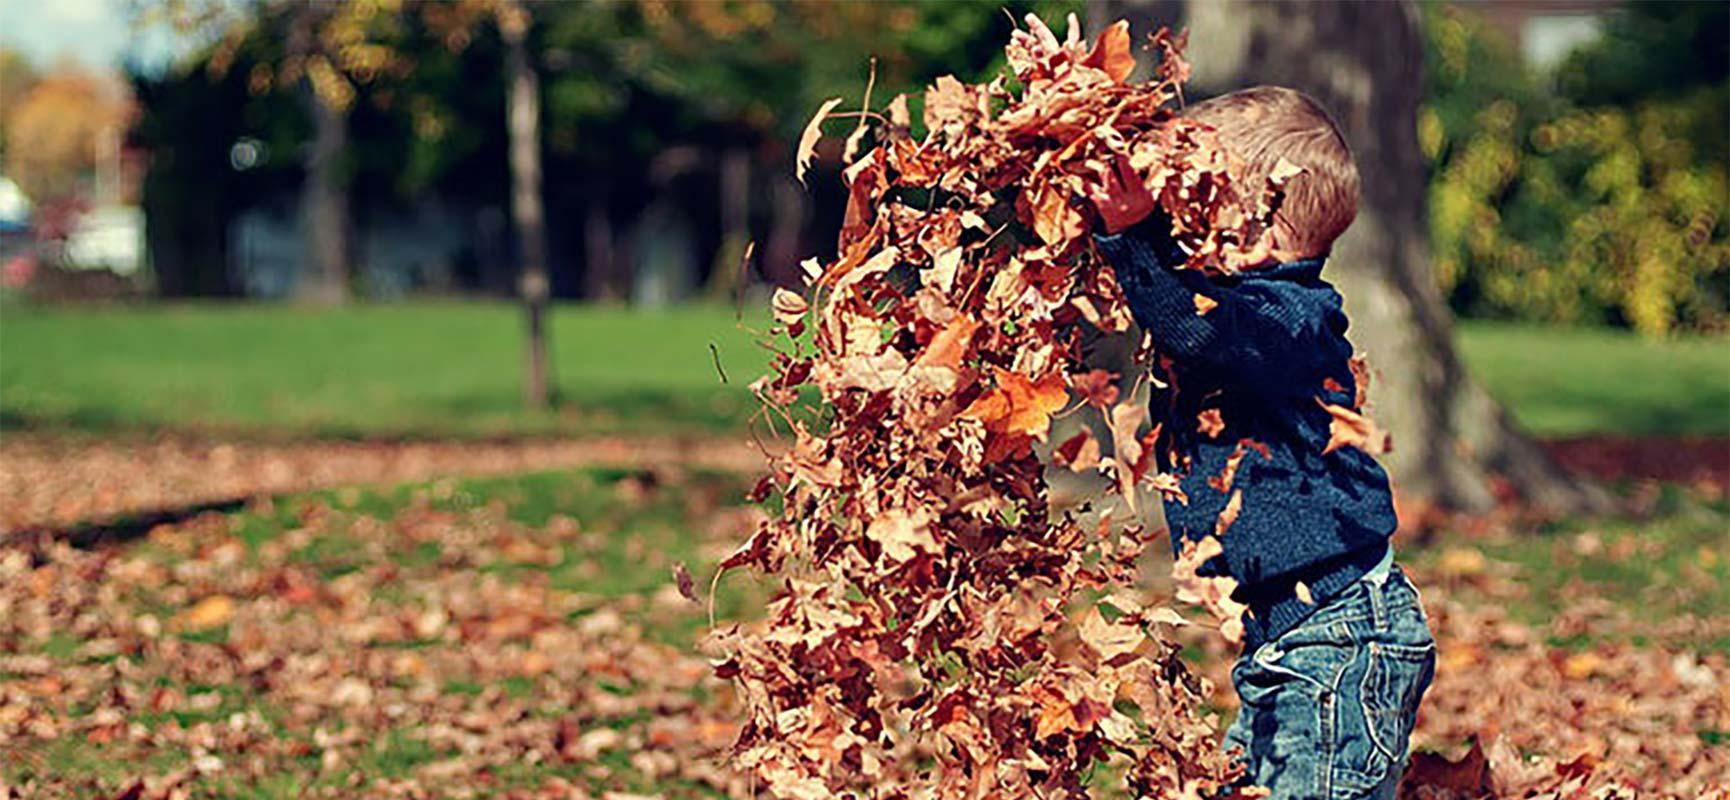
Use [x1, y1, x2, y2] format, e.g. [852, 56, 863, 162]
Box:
[795, 97, 844, 188]
[1318, 399, 1392, 456]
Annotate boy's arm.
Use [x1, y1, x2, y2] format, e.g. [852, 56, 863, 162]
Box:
[1094, 217, 1346, 390]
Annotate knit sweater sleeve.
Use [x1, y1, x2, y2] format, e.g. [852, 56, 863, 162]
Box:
[1094, 218, 1344, 390]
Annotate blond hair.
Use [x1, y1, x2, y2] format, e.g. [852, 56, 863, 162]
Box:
[1184, 86, 1359, 260]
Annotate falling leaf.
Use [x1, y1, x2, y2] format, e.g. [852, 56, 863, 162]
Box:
[1070, 369, 1120, 409]
[771, 288, 808, 327]
[1318, 400, 1392, 455]
[1080, 20, 1136, 83]
[961, 367, 1069, 441]
[672, 563, 699, 604]
[1054, 430, 1101, 472]
[1294, 581, 1313, 605]
[1029, 182, 1085, 246]
[886, 93, 911, 129]
[1207, 443, 1247, 494]
[1193, 293, 1219, 316]
[1196, 408, 1225, 438]
[795, 97, 844, 188]
[1214, 489, 1243, 536]
[1348, 354, 1372, 408]
[1078, 607, 1143, 663]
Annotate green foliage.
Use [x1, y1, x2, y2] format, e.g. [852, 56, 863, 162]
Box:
[1422, 4, 1729, 335]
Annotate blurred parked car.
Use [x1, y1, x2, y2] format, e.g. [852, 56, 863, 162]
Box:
[64, 205, 145, 276]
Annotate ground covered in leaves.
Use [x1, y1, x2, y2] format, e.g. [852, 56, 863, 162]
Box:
[2, 464, 1725, 798]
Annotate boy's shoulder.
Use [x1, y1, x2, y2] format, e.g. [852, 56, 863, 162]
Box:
[1228, 259, 1348, 327]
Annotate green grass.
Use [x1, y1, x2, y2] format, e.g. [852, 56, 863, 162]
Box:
[1455, 320, 1730, 438]
[1404, 488, 1730, 648]
[2, 303, 1724, 439]
[0, 302, 771, 438]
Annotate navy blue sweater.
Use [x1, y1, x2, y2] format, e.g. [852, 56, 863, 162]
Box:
[1095, 217, 1397, 647]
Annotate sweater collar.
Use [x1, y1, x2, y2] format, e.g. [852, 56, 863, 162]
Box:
[1242, 257, 1326, 282]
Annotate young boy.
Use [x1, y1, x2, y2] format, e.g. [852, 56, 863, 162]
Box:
[1089, 86, 1436, 799]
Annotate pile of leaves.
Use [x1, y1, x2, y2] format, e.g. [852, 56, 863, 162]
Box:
[708, 16, 1288, 799]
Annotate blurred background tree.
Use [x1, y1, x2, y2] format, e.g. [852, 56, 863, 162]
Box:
[1424, 2, 1728, 336]
[3, 65, 131, 206]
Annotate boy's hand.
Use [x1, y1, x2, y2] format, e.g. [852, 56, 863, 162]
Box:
[1085, 153, 1157, 234]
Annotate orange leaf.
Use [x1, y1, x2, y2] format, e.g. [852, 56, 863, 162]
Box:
[1207, 443, 1247, 494]
[174, 595, 235, 631]
[1214, 489, 1242, 537]
[916, 315, 980, 370]
[1070, 369, 1120, 409]
[1318, 399, 1391, 456]
[961, 367, 1068, 441]
[1196, 408, 1224, 438]
[1081, 20, 1136, 83]
[1193, 293, 1218, 316]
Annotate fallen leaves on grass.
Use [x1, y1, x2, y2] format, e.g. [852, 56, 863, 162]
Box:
[0, 434, 763, 534]
[0, 473, 761, 799]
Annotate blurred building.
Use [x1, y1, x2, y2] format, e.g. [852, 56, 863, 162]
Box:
[1465, 0, 1614, 71]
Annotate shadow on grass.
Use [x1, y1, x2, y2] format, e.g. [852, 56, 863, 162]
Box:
[8, 498, 252, 553]
[0, 385, 760, 442]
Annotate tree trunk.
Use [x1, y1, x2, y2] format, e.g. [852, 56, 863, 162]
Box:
[706, 145, 752, 300]
[583, 190, 624, 301]
[290, 5, 351, 306]
[764, 174, 807, 288]
[502, 2, 551, 410]
[1178, 0, 1609, 516]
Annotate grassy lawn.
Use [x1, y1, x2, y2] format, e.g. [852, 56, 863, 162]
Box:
[0, 303, 772, 438]
[1454, 320, 1730, 438]
[2, 303, 1725, 439]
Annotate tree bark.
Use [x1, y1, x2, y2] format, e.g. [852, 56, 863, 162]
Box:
[706, 145, 752, 300]
[290, 4, 351, 306]
[1177, 0, 1609, 516]
[502, 1, 551, 410]
[583, 190, 624, 301]
[764, 174, 807, 288]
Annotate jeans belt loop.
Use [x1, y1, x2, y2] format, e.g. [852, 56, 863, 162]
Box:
[1368, 575, 1388, 631]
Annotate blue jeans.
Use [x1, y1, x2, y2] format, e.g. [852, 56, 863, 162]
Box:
[1223, 565, 1436, 799]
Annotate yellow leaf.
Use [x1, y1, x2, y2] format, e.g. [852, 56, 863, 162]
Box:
[176, 595, 235, 631]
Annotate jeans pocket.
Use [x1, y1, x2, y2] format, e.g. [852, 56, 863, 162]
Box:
[1359, 639, 1436, 767]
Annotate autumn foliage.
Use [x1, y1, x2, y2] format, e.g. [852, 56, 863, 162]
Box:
[708, 16, 1292, 798]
